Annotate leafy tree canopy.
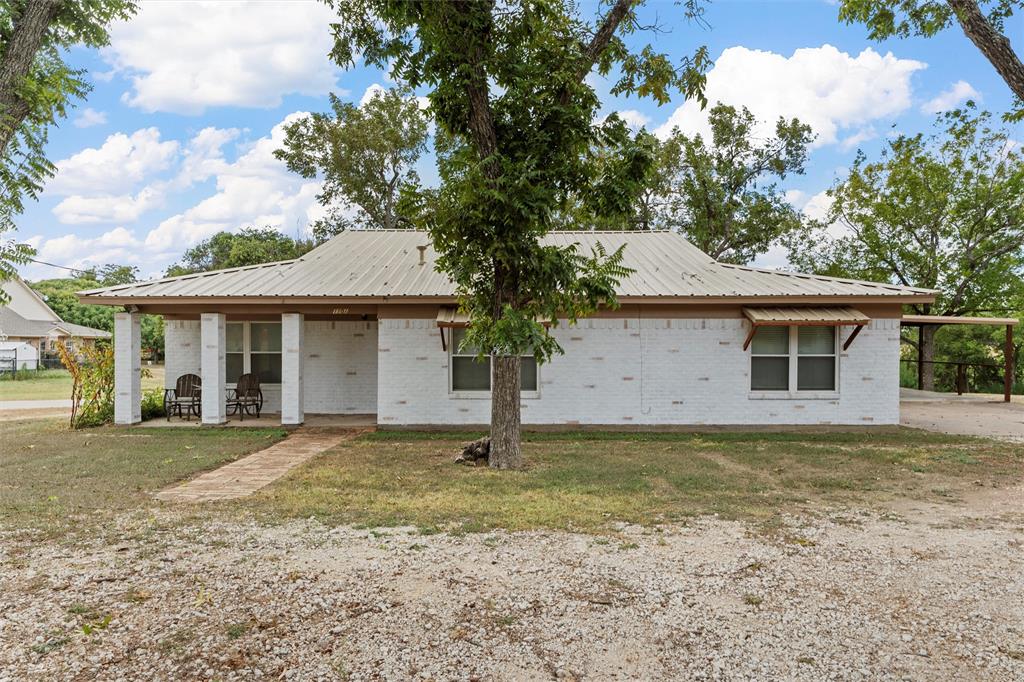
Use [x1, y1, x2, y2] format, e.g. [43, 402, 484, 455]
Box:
[275, 88, 430, 238]
[165, 228, 315, 276]
[785, 106, 1023, 389]
[327, 0, 710, 467]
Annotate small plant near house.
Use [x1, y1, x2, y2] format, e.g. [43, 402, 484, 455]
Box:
[140, 387, 166, 420]
[56, 340, 114, 428]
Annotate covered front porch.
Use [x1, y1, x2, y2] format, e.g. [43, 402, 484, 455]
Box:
[113, 309, 379, 427]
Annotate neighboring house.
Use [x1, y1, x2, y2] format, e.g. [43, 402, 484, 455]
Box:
[79, 231, 935, 427]
[0, 279, 110, 360]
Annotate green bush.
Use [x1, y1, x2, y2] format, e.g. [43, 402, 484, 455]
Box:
[141, 388, 166, 420]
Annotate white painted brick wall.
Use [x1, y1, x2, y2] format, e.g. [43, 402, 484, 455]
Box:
[377, 318, 901, 426]
[281, 313, 304, 424]
[113, 312, 141, 424]
[164, 319, 377, 415]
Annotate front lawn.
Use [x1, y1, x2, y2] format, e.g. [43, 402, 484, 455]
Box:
[0, 367, 165, 401]
[0, 418, 286, 535]
[252, 429, 1024, 532]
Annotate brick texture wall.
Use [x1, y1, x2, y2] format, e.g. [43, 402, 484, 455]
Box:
[377, 317, 901, 426]
[164, 319, 378, 415]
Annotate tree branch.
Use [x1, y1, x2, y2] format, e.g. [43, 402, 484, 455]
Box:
[946, 0, 1024, 101]
[0, 0, 63, 158]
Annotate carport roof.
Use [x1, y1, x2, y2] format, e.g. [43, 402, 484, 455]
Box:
[78, 230, 936, 304]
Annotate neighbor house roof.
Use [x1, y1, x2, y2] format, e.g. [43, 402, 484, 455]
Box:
[79, 230, 936, 304]
[0, 306, 110, 340]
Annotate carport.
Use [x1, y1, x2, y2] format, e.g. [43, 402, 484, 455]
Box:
[901, 315, 1019, 402]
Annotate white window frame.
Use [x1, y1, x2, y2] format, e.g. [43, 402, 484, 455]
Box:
[226, 321, 282, 386]
[748, 325, 840, 400]
[447, 328, 540, 399]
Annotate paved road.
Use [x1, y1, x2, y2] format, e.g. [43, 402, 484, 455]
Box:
[0, 399, 72, 411]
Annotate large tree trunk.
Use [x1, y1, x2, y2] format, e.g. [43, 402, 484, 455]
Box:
[0, 0, 63, 158]
[946, 0, 1024, 102]
[920, 325, 938, 392]
[489, 354, 522, 469]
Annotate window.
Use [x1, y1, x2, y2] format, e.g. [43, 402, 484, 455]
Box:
[450, 328, 538, 393]
[750, 326, 837, 393]
[226, 321, 282, 384]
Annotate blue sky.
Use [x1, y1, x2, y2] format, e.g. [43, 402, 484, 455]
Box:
[14, 0, 1020, 281]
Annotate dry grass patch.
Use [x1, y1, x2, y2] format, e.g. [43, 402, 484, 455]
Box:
[0, 418, 286, 535]
[249, 429, 1023, 532]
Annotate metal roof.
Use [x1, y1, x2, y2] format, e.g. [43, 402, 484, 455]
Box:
[743, 306, 871, 326]
[79, 230, 935, 303]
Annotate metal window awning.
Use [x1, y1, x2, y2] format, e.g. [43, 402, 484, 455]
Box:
[436, 307, 470, 329]
[436, 307, 554, 350]
[742, 306, 871, 351]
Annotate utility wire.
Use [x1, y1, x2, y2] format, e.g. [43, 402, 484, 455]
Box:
[24, 257, 90, 274]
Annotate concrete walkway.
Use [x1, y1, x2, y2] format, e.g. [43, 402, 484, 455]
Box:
[155, 428, 364, 502]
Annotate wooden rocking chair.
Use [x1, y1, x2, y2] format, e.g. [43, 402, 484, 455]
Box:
[226, 373, 263, 420]
[164, 373, 202, 421]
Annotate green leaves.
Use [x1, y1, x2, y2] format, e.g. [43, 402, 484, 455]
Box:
[786, 105, 1024, 317]
[274, 88, 429, 233]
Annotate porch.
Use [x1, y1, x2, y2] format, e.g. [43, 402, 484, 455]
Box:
[139, 413, 377, 428]
[113, 310, 379, 427]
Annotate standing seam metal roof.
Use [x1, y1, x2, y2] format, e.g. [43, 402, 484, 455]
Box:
[78, 230, 935, 300]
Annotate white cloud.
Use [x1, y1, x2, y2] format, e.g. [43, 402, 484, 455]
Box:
[616, 109, 652, 131]
[72, 108, 107, 128]
[173, 126, 242, 188]
[838, 126, 878, 152]
[52, 188, 162, 225]
[920, 80, 979, 114]
[47, 128, 179, 195]
[102, 1, 342, 114]
[144, 112, 323, 250]
[20, 228, 145, 279]
[654, 45, 925, 147]
[360, 83, 387, 106]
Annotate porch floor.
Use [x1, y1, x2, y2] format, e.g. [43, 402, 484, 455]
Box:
[140, 413, 377, 428]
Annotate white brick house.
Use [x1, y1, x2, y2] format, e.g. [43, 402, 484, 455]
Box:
[79, 231, 934, 427]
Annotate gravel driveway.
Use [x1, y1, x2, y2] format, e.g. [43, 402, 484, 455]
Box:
[2, 486, 1023, 681]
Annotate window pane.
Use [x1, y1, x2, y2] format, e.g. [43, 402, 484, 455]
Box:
[451, 328, 481, 356]
[452, 356, 490, 391]
[798, 357, 835, 391]
[251, 322, 281, 352]
[798, 326, 835, 355]
[250, 353, 281, 384]
[520, 356, 538, 391]
[751, 357, 788, 390]
[226, 323, 244, 353]
[226, 352, 244, 384]
[751, 326, 789, 355]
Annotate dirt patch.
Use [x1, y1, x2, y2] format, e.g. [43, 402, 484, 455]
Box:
[901, 400, 1024, 442]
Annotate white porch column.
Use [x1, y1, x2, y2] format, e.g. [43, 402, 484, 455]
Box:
[201, 312, 227, 425]
[281, 313, 304, 425]
[113, 312, 141, 425]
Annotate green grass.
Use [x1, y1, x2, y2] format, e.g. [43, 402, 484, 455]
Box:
[0, 367, 165, 401]
[248, 429, 1024, 533]
[0, 418, 286, 534]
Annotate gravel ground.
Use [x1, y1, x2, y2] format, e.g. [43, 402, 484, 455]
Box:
[2, 487, 1023, 681]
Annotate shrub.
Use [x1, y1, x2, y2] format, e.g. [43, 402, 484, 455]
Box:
[141, 388, 166, 420]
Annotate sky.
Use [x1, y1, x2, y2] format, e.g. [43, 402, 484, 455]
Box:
[12, 0, 1021, 282]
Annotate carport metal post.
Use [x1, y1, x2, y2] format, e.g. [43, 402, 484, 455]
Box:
[1006, 324, 1014, 403]
[917, 325, 924, 391]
